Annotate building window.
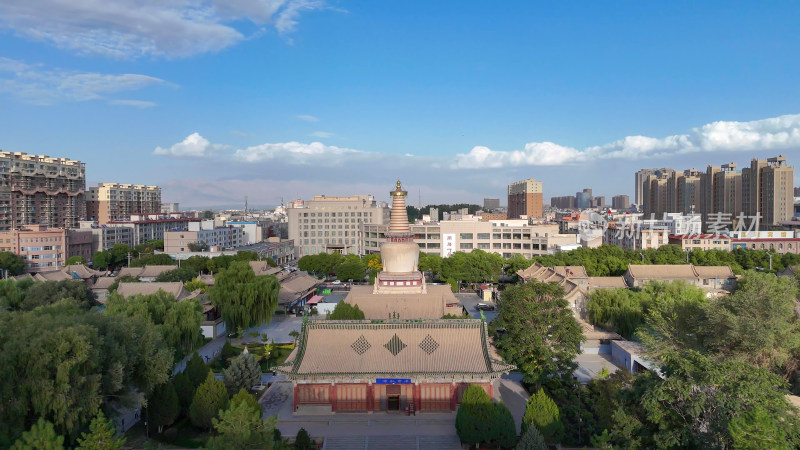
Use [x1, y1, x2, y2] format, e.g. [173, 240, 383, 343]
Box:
[460, 243, 473, 250]
[460, 233, 473, 239]
[477, 233, 490, 239]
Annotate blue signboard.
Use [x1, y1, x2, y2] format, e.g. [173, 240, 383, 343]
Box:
[376, 378, 411, 384]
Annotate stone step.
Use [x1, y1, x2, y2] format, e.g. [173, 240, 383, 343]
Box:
[418, 434, 462, 450]
[323, 435, 367, 450]
[368, 435, 417, 450]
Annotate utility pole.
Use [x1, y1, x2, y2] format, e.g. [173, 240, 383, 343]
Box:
[127, 251, 132, 267]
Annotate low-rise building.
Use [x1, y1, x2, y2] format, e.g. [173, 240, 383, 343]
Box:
[731, 237, 800, 254]
[107, 214, 201, 246]
[623, 264, 736, 291]
[604, 223, 670, 250]
[164, 226, 247, 254]
[78, 220, 134, 253]
[0, 225, 93, 273]
[668, 234, 732, 252]
[362, 221, 572, 259]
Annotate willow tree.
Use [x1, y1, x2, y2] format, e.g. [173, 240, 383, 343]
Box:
[208, 261, 280, 332]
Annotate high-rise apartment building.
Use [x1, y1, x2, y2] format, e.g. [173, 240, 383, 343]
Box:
[551, 196, 576, 209]
[742, 156, 794, 225]
[635, 168, 673, 206]
[0, 151, 86, 230]
[612, 195, 630, 210]
[507, 178, 543, 219]
[712, 163, 742, 217]
[641, 155, 793, 228]
[86, 183, 161, 224]
[593, 196, 606, 208]
[676, 169, 702, 215]
[483, 198, 500, 210]
[287, 194, 390, 257]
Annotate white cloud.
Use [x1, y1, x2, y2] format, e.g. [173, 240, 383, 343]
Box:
[454, 114, 800, 169]
[153, 132, 230, 158]
[310, 131, 333, 138]
[234, 141, 363, 165]
[108, 99, 157, 108]
[296, 114, 319, 122]
[0, 57, 164, 105]
[0, 0, 325, 59]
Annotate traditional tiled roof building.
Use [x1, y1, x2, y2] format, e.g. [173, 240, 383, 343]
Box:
[281, 181, 512, 414]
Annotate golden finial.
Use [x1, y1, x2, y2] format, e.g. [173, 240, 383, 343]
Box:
[395, 179, 402, 190]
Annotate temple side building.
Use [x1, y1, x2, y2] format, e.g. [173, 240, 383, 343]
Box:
[277, 180, 512, 414]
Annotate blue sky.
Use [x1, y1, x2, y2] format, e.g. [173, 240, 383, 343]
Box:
[1, 1, 799, 208]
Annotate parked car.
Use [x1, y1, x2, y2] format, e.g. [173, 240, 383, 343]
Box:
[475, 303, 495, 311]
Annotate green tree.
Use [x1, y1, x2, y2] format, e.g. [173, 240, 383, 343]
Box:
[172, 372, 195, 416]
[182, 256, 210, 275]
[327, 302, 365, 320]
[75, 411, 125, 450]
[109, 244, 132, 268]
[203, 210, 214, 219]
[223, 353, 262, 395]
[148, 382, 179, 433]
[586, 288, 644, 339]
[11, 418, 64, 450]
[185, 352, 210, 390]
[0, 300, 172, 445]
[235, 251, 259, 262]
[0, 278, 32, 310]
[207, 261, 280, 331]
[455, 384, 494, 446]
[703, 271, 800, 380]
[491, 401, 518, 448]
[493, 281, 584, 387]
[728, 406, 792, 450]
[418, 253, 443, 278]
[65, 256, 87, 266]
[0, 251, 25, 276]
[505, 254, 534, 277]
[516, 426, 547, 450]
[293, 427, 315, 450]
[188, 241, 210, 252]
[206, 400, 278, 450]
[184, 278, 208, 293]
[334, 261, 366, 282]
[230, 389, 261, 416]
[21, 279, 97, 311]
[522, 389, 564, 443]
[265, 257, 277, 267]
[189, 372, 229, 430]
[155, 267, 199, 282]
[91, 251, 112, 271]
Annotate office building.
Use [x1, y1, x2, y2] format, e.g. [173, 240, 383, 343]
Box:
[575, 189, 593, 209]
[288, 194, 390, 257]
[164, 226, 247, 254]
[0, 151, 86, 231]
[612, 195, 630, 210]
[483, 198, 500, 210]
[507, 178, 543, 219]
[86, 183, 161, 224]
[78, 221, 134, 253]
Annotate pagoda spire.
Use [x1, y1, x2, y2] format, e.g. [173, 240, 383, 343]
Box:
[388, 179, 410, 235]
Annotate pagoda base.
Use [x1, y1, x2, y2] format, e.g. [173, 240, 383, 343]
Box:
[373, 271, 427, 295]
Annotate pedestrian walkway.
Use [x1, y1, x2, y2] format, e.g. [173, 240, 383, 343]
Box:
[173, 335, 226, 375]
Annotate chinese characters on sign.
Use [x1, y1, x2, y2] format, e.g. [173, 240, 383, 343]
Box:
[442, 233, 456, 257]
[376, 378, 411, 384]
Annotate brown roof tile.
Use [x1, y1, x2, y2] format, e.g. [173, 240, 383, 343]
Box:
[626, 264, 697, 280]
[279, 319, 514, 379]
[116, 282, 187, 300]
[92, 276, 117, 290]
[139, 265, 178, 278]
[694, 266, 735, 278]
[588, 277, 628, 289]
[344, 285, 458, 320]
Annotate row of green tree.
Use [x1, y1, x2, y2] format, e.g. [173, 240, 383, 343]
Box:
[493, 272, 800, 447]
[526, 243, 800, 276]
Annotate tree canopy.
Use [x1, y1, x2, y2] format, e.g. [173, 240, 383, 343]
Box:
[493, 281, 584, 388]
[327, 302, 365, 320]
[0, 251, 25, 275]
[207, 261, 280, 331]
[0, 300, 172, 445]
